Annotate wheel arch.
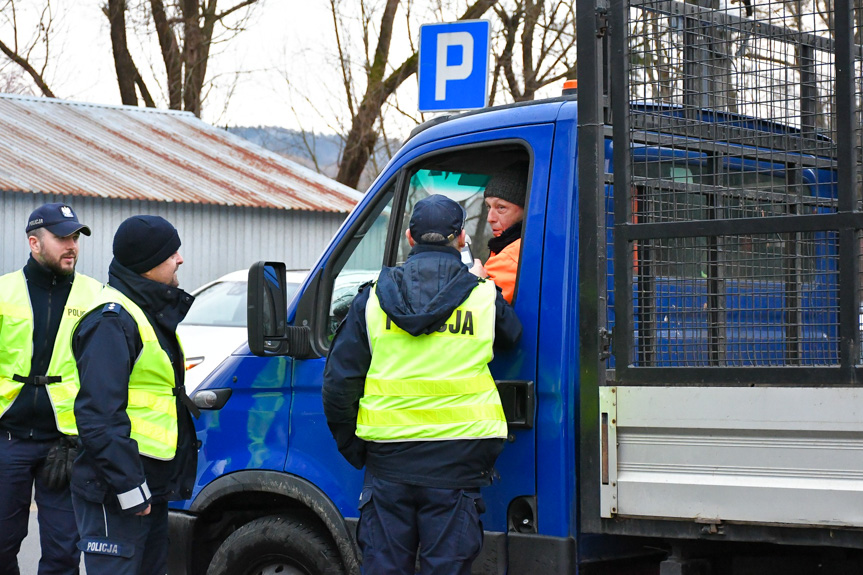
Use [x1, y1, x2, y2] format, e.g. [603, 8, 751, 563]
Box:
[190, 470, 360, 575]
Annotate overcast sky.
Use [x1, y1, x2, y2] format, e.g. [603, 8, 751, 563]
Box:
[3, 0, 415, 135]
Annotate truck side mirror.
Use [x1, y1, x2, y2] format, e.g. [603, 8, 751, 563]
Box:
[248, 261, 315, 358]
[248, 261, 289, 356]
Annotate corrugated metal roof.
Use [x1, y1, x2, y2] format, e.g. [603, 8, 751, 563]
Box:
[0, 94, 363, 212]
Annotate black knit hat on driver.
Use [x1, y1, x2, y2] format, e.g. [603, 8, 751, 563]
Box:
[483, 164, 528, 208]
[113, 215, 181, 274]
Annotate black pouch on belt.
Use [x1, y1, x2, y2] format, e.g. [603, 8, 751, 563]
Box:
[40, 435, 79, 490]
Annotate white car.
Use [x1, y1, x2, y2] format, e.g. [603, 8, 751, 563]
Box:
[178, 269, 307, 392]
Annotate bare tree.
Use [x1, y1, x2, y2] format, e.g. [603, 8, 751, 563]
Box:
[106, 0, 260, 117]
[333, 0, 499, 189]
[106, 0, 155, 106]
[491, 0, 577, 104]
[0, 0, 58, 97]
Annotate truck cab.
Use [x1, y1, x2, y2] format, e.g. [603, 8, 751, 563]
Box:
[170, 99, 575, 574]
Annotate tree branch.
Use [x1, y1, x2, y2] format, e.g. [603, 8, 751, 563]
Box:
[38, 0, 53, 79]
[134, 72, 157, 107]
[150, 0, 182, 109]
[181, 0, 203, 114]
[496, 4, 523, 100]
[368, 0, 399, 86]
[461, 0, 499, 20]
[330, 0, 355, 117]
[214, 0, 258, 22]
[0, 38, 54, 97]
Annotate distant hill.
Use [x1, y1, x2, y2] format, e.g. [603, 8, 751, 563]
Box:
[228, 126, 395, 190]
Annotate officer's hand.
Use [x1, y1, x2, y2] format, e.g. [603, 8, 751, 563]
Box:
[135, 504, 151, 516]
[469, 259, 487, 278]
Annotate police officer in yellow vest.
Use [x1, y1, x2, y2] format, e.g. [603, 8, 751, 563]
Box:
[70, 216, 197, 575]
[0, 203, 100, 575]
[323, 195, 522, 575]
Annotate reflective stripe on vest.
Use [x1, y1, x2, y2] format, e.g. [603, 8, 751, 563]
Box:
[87, 287, 180, 460]
[0, 271, 103, 434]
[358, 279, 507, 442]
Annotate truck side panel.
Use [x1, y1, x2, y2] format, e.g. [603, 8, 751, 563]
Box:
[601, 386, 863, 526]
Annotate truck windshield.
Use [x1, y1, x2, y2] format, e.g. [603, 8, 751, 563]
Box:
[396, 146, 531, 266]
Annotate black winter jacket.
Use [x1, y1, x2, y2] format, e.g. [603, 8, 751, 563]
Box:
[0, 257, 77, 440]
[71, 259, 197, 515]
[322, 245, 522, 489]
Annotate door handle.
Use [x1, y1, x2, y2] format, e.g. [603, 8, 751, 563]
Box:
[495, 380, 535, 429]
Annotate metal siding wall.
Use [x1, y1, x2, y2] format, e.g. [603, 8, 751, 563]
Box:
[0, 192, 346, 290]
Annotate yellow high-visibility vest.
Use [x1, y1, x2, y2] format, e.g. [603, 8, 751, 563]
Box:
[83, 286, 182, 460]
[358, 279, 507, 442]
[0, 271, 102, 435]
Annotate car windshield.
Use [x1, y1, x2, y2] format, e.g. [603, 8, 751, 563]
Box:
[184, 280, 301, 327]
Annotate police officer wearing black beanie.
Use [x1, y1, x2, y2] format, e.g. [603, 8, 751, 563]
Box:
[70, 215, 197, 575]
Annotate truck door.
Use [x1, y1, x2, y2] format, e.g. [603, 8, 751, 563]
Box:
[287, 124, 554, 542]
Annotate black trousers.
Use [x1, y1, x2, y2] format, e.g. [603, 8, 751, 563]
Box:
[72, 494, 167, 575]
[0, 434, 80, 575]
[357, 473, 485, 575]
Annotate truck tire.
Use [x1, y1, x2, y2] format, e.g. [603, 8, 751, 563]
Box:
[207, 515, 346, 575]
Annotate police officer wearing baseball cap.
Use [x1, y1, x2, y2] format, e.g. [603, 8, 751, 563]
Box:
[323, 194, 522, 575]
[0, 203, 102, 575]
[70, 215, 197, 575]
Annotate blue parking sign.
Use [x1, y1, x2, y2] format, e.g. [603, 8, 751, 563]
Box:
[418, 20, 491, 112]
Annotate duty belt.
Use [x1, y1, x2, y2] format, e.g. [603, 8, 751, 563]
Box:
[13, 374, 62, 386]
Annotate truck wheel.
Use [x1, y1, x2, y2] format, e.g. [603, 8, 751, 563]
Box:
[207, 515, 345, 575]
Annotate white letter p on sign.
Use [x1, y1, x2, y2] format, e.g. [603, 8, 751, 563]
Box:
[435, 32, 474, 101]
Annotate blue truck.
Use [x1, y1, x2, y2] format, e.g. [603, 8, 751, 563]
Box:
[168, 0, 863, 573]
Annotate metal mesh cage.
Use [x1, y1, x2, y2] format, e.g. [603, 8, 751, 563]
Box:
[606, 0, 863, 378]
[631, 232, 840, 367]
[628, 0, 840, 214]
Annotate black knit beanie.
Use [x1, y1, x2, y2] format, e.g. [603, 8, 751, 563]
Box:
[113, 215, 181, 274]
[483, 164, 528, 207]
